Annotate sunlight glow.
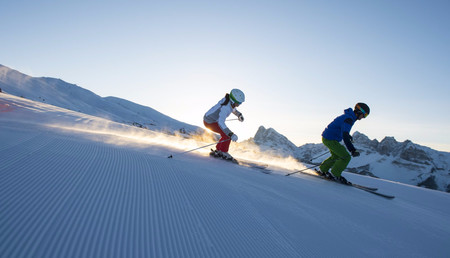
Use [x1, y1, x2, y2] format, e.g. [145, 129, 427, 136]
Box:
[48, 121, 306, 172]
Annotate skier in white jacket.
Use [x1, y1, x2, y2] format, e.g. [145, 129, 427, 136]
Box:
[203, 89, 245, 160]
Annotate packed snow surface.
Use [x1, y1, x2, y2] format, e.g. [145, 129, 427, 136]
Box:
[1, 94, 450, 258]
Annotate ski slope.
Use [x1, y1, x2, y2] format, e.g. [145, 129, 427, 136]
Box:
[1, 94, 450, 258]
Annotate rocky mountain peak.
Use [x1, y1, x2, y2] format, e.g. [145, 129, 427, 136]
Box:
[376, 136, 399, 155]
[353, 131, 379, 149]
[252, 126, 299, 155]
[353, 133, 433, 164]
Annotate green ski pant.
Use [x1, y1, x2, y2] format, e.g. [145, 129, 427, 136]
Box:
[319, 137, 351, 177]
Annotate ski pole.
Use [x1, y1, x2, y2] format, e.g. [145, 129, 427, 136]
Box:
[285, 164, 321, 176]
[226, 118, 239, 121]
[167, 139, 231, 158]
[309, 151, 330, 162]
[286, 155, 347, 176]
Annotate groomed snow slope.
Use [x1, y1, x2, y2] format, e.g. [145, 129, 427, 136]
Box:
[1, 94, 449, 258]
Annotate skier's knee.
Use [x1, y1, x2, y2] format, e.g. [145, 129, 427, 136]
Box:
[342, 153, 351, 164]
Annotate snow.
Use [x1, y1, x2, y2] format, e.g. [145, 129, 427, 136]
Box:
[1, 93, 450, 258]
[3, 64, 449, 192]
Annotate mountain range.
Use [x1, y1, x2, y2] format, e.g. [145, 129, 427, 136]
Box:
[246, 126, 450, 192]
[1, 64, 449, 192]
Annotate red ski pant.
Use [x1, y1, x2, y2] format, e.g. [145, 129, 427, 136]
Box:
[203, 121, 231, 152]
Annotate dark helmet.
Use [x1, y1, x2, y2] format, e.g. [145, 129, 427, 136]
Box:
[355, 103, 370, 118]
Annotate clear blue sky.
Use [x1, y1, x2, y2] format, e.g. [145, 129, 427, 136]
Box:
[2, 0, 450, 151]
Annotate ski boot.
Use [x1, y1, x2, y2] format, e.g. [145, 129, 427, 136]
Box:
[209, 149, 220, 157]
[220, 151, 234, 161]
[337, 176, 349, 185]
[324, 172, 337, 181]
[315, 169, 327, 177]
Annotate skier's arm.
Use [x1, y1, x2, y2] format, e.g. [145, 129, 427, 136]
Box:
[343, 132, 356, 153]
[342, 118, 356, 153]
[233, 109, 244, 122]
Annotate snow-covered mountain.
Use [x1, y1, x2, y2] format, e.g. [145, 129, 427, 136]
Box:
[2, 64, 449, 193]
[245, 126, 450, 193]
[1, 91, 450, 258]
[0, 64, 204, 136]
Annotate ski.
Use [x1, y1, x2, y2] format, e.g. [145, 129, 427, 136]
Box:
[313, 170, 378, 191]
[349, 184, 395, 199]
[297, 169, 377, 191]
[209, 150, 271, 174]
[295, 170, 395, 199]
[347, 182, 378, 191]
[236, 160, 271, 174]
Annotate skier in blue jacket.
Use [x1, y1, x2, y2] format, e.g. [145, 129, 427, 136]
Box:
[319, 103, 370, 184]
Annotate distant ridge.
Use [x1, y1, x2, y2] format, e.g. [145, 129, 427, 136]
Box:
[0, 64, 204, 136]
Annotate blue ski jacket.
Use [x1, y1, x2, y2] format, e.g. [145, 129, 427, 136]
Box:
[322, 108, 357, 152]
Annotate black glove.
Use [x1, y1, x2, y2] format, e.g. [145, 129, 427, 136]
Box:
[351, 150, 360, 157]
[238, 114, 244, 122]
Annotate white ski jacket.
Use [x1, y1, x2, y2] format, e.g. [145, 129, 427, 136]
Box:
[204, 96, 242, 136]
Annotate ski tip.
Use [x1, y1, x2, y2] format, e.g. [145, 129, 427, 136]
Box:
[167, 155, 173, 159]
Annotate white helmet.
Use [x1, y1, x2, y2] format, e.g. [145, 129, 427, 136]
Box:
[229, 89, 245, 104]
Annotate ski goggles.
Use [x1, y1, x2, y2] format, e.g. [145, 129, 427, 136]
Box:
[357, 105, 369, 118]
[229, 95, 242, 106]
